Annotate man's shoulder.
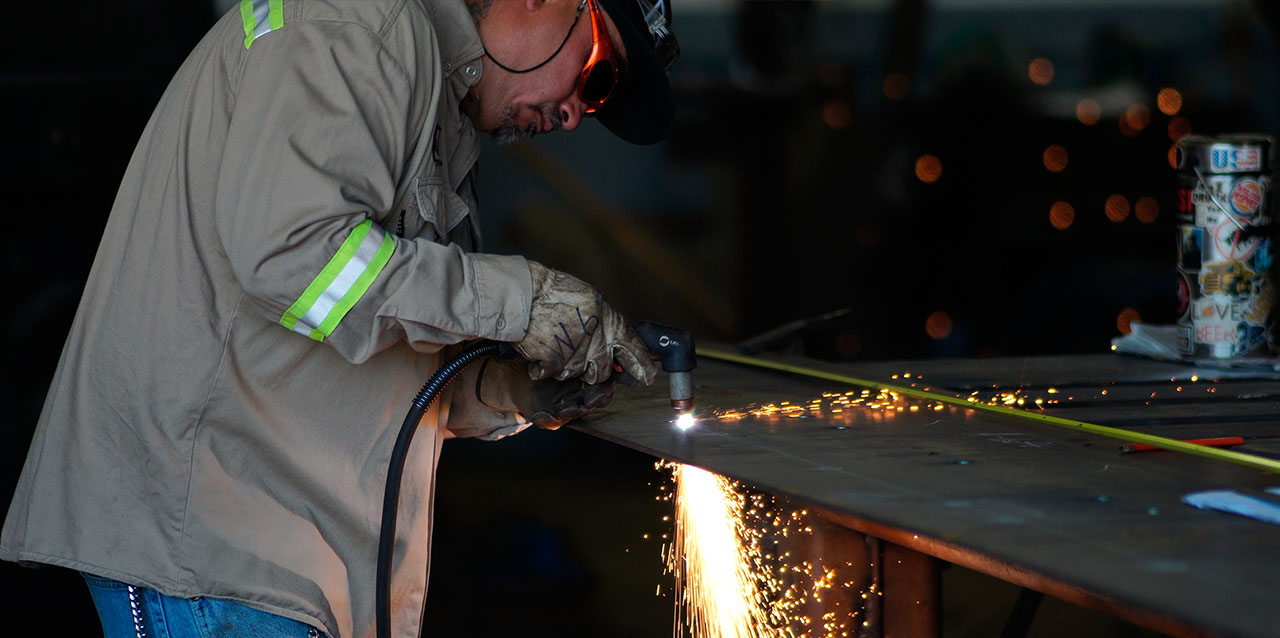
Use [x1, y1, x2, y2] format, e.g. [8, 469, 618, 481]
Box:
[292, 0, 426, 38]
[240, 0, 450, 76]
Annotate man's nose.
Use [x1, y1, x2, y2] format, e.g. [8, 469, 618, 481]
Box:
[558, 100, 585, 131]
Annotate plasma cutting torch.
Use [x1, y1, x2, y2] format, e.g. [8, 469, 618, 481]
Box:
[376, 320, 696, 638]
[631, 320, 697, 415]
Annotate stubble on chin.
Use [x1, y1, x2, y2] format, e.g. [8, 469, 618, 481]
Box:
[492, 105, 564, 146]
[465, 0, 492, 23]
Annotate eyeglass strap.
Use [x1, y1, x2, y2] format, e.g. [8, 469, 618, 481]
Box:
[485, 0, 589, 75]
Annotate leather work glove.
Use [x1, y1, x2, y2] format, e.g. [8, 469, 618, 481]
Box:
[514, 261, 658, 386]
[477, 360, 615, 430]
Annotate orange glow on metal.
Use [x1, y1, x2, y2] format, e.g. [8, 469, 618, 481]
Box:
[1042, 144, 1068, 172]
[1028, 58, 1054, 86]
[1049, 201, 1075, 230]
[1135, 196, 1159, 224]
[915, 155, 942, 183]
[1168, 145, 1179, 169]
[1076, 99, 1100, 126]
[1157, 88, 1182, 115]
[1105, 195, 1130, 223]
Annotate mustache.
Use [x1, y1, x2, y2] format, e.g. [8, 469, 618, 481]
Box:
[493, 106, 564, 146]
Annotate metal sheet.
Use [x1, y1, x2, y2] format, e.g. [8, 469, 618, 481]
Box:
[575, 352, 1280, 638]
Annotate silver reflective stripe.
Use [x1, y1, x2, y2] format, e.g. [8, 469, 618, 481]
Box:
[252, 0, 273, 40]
[293, 226, 385, 336]
[279, 220, 396, 341]
[241, 0, 284, 49]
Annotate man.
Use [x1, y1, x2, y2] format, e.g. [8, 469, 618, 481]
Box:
[0, 0, 679, 636]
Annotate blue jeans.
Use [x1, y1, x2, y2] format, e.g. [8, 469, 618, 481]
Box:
[82, 573, 325, 638]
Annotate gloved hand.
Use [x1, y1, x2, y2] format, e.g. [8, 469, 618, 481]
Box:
[515, 261, 658, 385]
[477, 360, 615, 430]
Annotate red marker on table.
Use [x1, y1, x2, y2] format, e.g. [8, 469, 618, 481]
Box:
[1120, 437, 1245, 453]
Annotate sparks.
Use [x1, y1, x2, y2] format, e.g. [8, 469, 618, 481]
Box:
[663, 463, 867, 638]
[667, 464, 770, 638]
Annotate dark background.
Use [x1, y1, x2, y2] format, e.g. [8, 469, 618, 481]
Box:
[3, 0, 1277, 636]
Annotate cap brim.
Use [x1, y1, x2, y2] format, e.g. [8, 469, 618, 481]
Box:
[596, 0, 673, 145]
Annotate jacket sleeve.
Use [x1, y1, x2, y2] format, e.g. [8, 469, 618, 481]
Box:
[214, 20, 531, 364]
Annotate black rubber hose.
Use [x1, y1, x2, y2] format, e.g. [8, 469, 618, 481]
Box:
[377, 341, 501, 638]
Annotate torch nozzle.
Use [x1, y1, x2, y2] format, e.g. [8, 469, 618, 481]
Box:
[633, 321, 697, 420]
[669, 371, 694, 412]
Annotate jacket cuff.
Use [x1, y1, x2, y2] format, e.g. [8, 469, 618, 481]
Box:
[468, 253, 532, 342]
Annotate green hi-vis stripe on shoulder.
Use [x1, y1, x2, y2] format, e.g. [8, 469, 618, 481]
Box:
[241, 0, 284, 49]
[280, 220, 395, 341]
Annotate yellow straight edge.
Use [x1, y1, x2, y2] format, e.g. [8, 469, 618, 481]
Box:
[699, 346, 1280, 475]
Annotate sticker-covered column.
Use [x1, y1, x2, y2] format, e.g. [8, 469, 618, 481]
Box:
[1175, 134, 1275, 359]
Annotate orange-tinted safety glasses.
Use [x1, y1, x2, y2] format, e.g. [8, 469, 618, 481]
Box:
[578, 0, 623, 114]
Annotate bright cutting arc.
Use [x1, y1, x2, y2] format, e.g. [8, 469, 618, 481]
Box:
[698, 346, 1280, 475]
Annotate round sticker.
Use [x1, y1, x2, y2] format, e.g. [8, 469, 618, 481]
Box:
[1213, 220, 1258, 262]
[1230, 178, 1263, 216]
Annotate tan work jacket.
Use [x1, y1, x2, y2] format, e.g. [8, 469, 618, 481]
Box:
[1, 1, 533, 637]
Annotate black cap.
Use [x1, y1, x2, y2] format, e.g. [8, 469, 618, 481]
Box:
[595, 0, 679, 145]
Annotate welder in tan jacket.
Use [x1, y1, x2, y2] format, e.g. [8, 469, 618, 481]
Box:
[0, 0, 679, 636]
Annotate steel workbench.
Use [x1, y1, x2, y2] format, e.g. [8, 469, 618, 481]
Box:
[575, 350, 1280, 637]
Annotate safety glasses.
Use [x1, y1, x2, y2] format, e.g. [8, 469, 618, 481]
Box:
[578, 0, 622, 114]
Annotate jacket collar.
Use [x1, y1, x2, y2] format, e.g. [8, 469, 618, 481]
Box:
[419, 0, 485, 87]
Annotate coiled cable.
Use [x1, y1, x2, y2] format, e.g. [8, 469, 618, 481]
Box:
[377, 341, 502, 638]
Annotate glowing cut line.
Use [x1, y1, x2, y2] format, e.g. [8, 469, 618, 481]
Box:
[698, 346, 1280, 475]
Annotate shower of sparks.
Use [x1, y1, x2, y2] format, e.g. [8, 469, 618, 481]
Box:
[686, 369, 1231, 431]
[674, 369, 1235, 444]
[666, 463, 771, 638]
[708, 389, 944, 424]
[661, 463, 866, 638]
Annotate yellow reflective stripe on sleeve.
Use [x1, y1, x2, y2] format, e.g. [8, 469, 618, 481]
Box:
[241, 0, 284, 50]
[280, 220, 395, 341]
